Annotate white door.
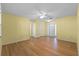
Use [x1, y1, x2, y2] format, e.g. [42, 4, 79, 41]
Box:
[32, 23, 36, 37]
[38, 22, 44, 36]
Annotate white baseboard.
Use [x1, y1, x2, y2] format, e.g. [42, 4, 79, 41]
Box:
[2, 37, 30, 45]
[58, 37, 77, 43]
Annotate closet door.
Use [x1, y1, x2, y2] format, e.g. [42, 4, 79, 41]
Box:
[38, 21, 46, 36]
[32, 23, 36, 37]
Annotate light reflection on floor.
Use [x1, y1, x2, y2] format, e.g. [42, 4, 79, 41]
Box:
[53, 37, 58, 49]
[50, 37, 58, 49]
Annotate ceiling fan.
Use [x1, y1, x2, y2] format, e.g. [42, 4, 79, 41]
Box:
[39, 11, 53, 19]
[36, 8, 54, 20]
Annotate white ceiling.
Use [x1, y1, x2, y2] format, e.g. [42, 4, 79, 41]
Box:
[1, 3, 78, 20]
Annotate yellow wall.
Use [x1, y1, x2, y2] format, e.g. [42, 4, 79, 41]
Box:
[0, 13, 1, 55]
[54, 16, 77, 43]
[2, 13, 47, 45]
[0, 38, 1, 56]
[2, 13, 32, 45]
[77, 5, 79, 55]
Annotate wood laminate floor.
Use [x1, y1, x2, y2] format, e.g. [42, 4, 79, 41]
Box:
[1, 36, 77, 56]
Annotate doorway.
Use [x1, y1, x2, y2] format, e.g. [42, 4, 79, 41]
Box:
[47, 22, 57, 37]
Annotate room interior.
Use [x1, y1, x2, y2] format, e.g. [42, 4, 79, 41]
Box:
[0, 3, 79, 56]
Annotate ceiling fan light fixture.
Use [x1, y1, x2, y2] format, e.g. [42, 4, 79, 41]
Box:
[46, 20, 52, 22]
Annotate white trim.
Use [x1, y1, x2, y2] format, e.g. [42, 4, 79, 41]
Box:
[55, 24, 57, 36]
